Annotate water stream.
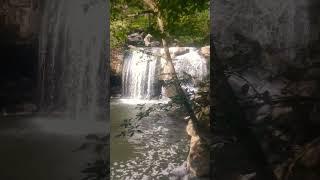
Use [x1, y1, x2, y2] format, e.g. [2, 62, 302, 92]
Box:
[111, 47, 208, 179]
[110, 99, 189, 179]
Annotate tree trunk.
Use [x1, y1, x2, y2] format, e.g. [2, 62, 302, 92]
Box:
[143, 0, 204, 138]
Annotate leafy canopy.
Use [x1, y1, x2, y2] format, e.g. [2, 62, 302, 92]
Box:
[110, 0, 210, 48]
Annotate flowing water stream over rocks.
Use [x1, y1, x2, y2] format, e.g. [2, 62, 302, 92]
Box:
[110, 99, 190, 179]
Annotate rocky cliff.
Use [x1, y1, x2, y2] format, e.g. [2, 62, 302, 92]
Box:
[212, 0, 320, 179]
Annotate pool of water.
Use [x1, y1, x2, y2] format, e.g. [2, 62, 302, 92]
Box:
[110, 98, 190, 179]
[0, 114, 108, 180]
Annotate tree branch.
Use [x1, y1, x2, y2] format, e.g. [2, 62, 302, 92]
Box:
[127, 10, 154, 17]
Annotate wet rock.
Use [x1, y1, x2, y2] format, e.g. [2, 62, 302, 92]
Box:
[162, 85, 179, 98]
[196, 106, 210, 128]
[172, 48, 190, 58]
[150, 41, 160, 47]
[159, 47, 208, 83]
[186, 120, 197, 137]
[111, 48, 123, 76]
[159, 47, 189, 58]
[186, 120, 210, 177]
[200, 46, 210, 58]
[144, 34, 152, 46]
[143, 34, 160, 47]
[127, 32, 145, 46]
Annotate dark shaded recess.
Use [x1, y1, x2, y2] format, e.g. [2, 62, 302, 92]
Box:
[0, 27, 38, 112]
[210, 35, 276, 180]
[225, 33, 262, 70]
[110, 75, 121, 94]
[308, 0, 320, 26]
[308, 0, 320, 63]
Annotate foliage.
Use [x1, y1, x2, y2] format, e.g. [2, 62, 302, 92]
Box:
[153, 0, 210, 45]
[110, 0, 210, 48]
[167, 9, 210, 46]
[110, 20, 130, 48]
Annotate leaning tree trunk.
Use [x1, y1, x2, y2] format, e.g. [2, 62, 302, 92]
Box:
[142, 0, 204, 139]
[143, 0, 211, 176]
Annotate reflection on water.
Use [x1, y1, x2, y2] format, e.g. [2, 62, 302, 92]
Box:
[32, 115, 108, 136]
[0, 115, 103, 180]
[111, 98, 189, 179]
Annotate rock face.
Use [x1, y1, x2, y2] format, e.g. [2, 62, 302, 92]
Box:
[200, 46, 210, 58]
[212, 0, 320, 67]
[0, 0, 40, 42]
[110, 48, 123, 95]
[127, 32, 145, 46]
[186, 120, 210, 177]
[111, 48, 123, 76]
[160, 47, 209, 82]
[143, 33, 160, 47]
[212, 0, 320, 179]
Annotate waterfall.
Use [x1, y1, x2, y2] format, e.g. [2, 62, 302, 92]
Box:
[122, 48, 161, 99]
[38, 0, 108, 120]
[171, 47, 208, 84]
[122, 47, 208, 99]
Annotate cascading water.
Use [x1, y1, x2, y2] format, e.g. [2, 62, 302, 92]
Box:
[122, 48, 161, 99]
[38, 0, 108, 120]
[171, 47, 208, 89]
[121, 47, 208, 99]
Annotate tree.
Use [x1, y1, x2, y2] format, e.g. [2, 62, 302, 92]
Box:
[111, 0, 209, 134]
[140, 0, 209, 138]
[111, 0, 210, 177]
[110, 0, 209, 48]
